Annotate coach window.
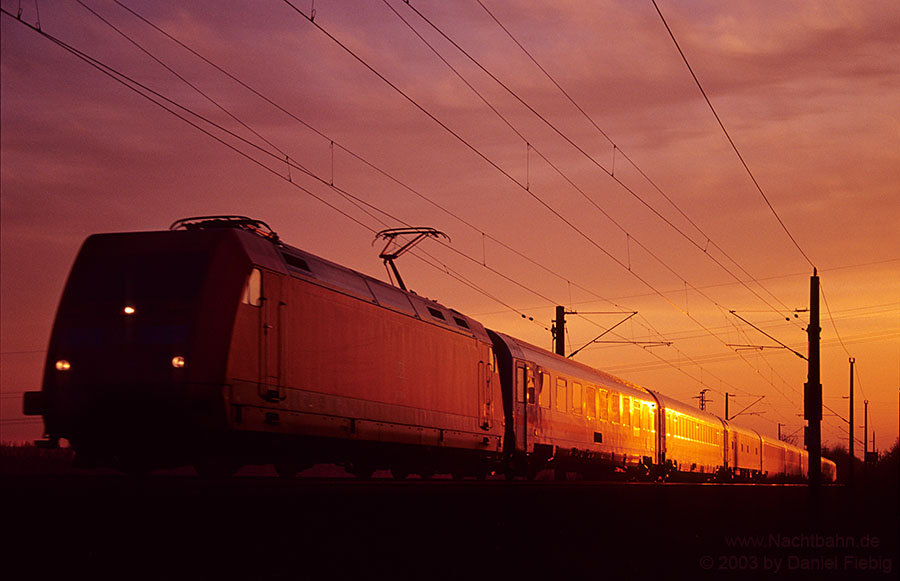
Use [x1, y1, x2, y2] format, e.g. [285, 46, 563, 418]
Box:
[516, 365, 526, 404]
[526, 368, 536, 404]
[242, 268, 262, 306]
[571, 382, 583, 415]
[585, 386, 595, 419]
[599, 389, 609, 422]
[539, 372, 551, 408]
[610, 393, 620, 424]
[622, 397, 631, 426]
[555, 378, 567, 412]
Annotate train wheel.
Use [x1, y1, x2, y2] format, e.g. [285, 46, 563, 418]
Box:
[274, 461, 300, 479]
[346, 462, 375, 479]
[112, 456, 152, 477]
[194, 459, 238, 479]
[391, 467, 409, 480]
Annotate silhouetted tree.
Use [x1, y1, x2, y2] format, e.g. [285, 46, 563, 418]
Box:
[822, 443, 863, 485]
[872, 437, 899, 489]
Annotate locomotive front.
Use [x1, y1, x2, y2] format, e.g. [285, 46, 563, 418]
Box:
[23, 225, 253, 471]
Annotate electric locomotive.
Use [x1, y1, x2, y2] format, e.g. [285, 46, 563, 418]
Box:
[24, 216, 503, 477]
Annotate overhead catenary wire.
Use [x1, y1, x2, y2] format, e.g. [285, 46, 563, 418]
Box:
[109, 0, 629, 328]
[126, 0, 884, 419]
[81, 0, 804, 408]
[1, 3, 755, 405]
[649, 0, 816, 271]
[278, 0, 806, 407]
[5, 4, 808, 412]
[18, 3, 745, 393]
[392, 2, 854, 413]
[1, 5, 556, 332]
[401, 0, 802, 322]
[383, 0, 821, 406]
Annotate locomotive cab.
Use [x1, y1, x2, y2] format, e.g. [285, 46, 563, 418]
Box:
[24, 218, 261, 470]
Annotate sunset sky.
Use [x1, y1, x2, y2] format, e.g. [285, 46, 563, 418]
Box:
[2, 0, 898, 454]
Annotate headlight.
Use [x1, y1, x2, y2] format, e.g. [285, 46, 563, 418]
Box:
[55, 360, 72, 371]
[171, 356, 185, 369]
[123, 305, 136, 315]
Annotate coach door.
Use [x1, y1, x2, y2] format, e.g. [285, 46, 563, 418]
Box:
[258, 270, 286, 401]
[479, 359, 493, 430]
[514, 362, 528, 453]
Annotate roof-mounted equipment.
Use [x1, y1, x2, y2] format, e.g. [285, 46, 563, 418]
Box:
[170, 216, 279, 243]
[374, 227, 449, 291]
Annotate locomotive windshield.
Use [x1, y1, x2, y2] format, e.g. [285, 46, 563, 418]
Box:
[59, 251, 211, 327]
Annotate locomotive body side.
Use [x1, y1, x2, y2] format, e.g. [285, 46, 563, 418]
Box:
[223, 238, 504, 478]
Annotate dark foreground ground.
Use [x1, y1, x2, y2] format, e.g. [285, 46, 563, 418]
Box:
[2, 473, 897, 580]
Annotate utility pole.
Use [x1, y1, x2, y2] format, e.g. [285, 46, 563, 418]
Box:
[804, 270, 822, 503]
[694, 388, 711, 411]
[849, 357, 855, 488]
[554, 306, 566, 357]
[864, 399, 869, 469]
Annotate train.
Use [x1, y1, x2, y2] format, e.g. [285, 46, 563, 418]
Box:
[23, 216, 836, 482]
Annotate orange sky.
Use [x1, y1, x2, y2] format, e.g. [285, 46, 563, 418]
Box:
[2, 0, 898, 454]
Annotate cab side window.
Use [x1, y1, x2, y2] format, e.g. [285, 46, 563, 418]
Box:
[242, 268, 262, 306]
